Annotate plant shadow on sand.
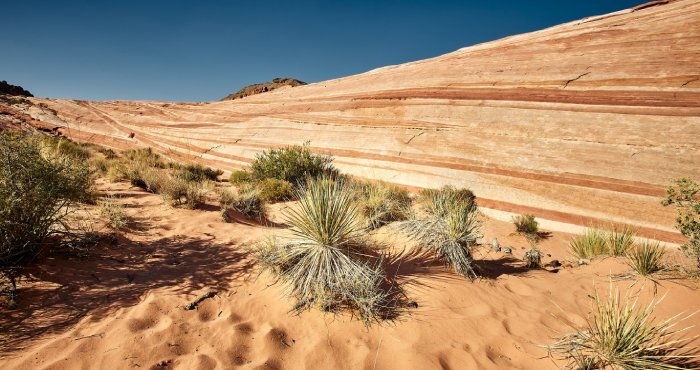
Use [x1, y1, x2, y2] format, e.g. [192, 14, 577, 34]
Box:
[0, 233, 255, 354]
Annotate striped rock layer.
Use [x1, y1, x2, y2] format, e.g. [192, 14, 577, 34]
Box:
[24, 0, 700, 243]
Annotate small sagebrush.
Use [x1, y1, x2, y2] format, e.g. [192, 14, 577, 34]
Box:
[218, 188, 266, 221]
[570, 229, 608, 260]
[401, 186, 481, 279]
[161, 177, 209, 209]
[255, 178, 294, 203]
[524, 246, 542, 269]
[549, 289, 699, 369]
[628, 241, 666, 277]
[256, 176, 388, 325]
[178, 163, 223, 182]
[250, 143, 336, 186]
[352, 181, 412, 230]
[229, 170, 253, 185]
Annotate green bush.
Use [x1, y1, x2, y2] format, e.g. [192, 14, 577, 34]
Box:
[218, 188, 266, 221]
[250, 143, 336, 186]
[256, 178, 294, 203]
[352, 181, 412, 230]
[229, 169, 253, 185]
[662, 178, 700, 268]
[256, 176, 388, 325]
[0, 133, 92, 298]
[178, 163, 223, 182]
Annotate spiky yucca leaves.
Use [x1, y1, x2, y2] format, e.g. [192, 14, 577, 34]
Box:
[628, 241, 666, 277]
[256, 176, 389, 325]
[401, 190, 482, 279]
[549, 290, 699, 369]
[570, 229, 609, 259]
[607, 226, 637, 257]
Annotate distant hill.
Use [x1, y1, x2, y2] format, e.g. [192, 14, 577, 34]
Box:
[0, 81, 33, 97]
[220, 78, 306, 101]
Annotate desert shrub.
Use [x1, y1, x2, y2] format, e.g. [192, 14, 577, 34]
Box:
[524, 246, 542, 269]
[352, 180, 412, 230]
[218, 188, 266, 221]
[126, 164, 168, 193]
[419, 186, 477, 218]
[105, 160, 128, 182]
[569, 229, 608, 260]
[255, 178, 294, 203]
[512, 214, 539, 238]
[256, 176, 388, 325]
[98, 148, 118, 159]
[250, 143, 336, 186]
[607, 225, 637, 257]
[39, 136, 92, 160]
[0, 133, 92, 298]
[98, 196, 131, 230]
[89, 157, 110, 175]
[627, 241, 665, 277]
[662, 178, 700, 268]
[229, 169, 253, 185]
[400, 187, 481, 279]
[123, 147, 166, 168]
[178, 163, 223, 182]
[161, 177, 209, 209]
[549, 289, 699, 369]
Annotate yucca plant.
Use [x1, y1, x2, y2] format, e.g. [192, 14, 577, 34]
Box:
[570, 229, 609, 260]
[549, 289, 699, 369]
[256, 176, 388, 325]
[401, 187, 481, 279]
[607, 226, 637, 257]
[628, 241, 666, 277]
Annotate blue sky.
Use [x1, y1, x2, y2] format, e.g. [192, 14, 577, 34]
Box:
[1, 0, 643, 101]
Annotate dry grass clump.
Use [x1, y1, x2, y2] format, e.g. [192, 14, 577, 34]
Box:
[549, 289, 699, 369]
[161, 177, 210, 209]
[255, 178, 294, 203]
[229, 169, 253, 185]
[628, 241, 666, 277]
[512, 213, 539, 238]
[570, 229, 612, 260]
[352, 181, 412, 230]
[607, 225, 637, 257]
[401, 186, 481, 279]
[218, 188, 266, 221]
[98, 196, 131, 230]
[1, 133, 92, 303]
[256, 176, 389, 325]
[122, 147, 166, 169]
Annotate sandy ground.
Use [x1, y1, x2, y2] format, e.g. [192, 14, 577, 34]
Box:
[1, 179, 699, 370]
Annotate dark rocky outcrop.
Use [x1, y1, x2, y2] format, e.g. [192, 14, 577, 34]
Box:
[0, 81, 33, 97]
[220, 78, 306, 101]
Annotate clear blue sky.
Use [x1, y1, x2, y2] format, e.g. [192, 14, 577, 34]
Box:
[2, 0, 643, 101]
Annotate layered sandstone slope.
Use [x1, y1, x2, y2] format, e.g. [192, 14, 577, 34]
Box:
[26, 0, 700, 242]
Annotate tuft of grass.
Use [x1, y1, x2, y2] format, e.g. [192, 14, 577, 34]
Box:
[512, 214, 539, 239]
[628, 241, 666, 277]
[570, 229, 609, 260]
[256, 176, 388, 325]
[549, 289, 699, 369]
[250, 142, 336, 186]
[255, 178, 294, 203]
[352, 181, 412, 230]
[122, 147, 166, 169]
[218, 188, 266, 221]
[401, 186, 481, 279]
[607, 225, 637, 257]
[98, 196, 131, 230]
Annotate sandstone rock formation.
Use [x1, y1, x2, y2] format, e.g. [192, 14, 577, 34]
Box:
[220, 77, 307, 100]
[0, 80, 33, 97]
[9, 0, 700, 243]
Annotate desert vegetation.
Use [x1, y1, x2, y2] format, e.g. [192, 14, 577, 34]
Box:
[627, 241, 666, 277]
[549, 289, 699, 369]
[569, 227, 637, 260]
[351, 180, 412, 230]
[0, 132, 92, 304]
[663, 178, 700, 269]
